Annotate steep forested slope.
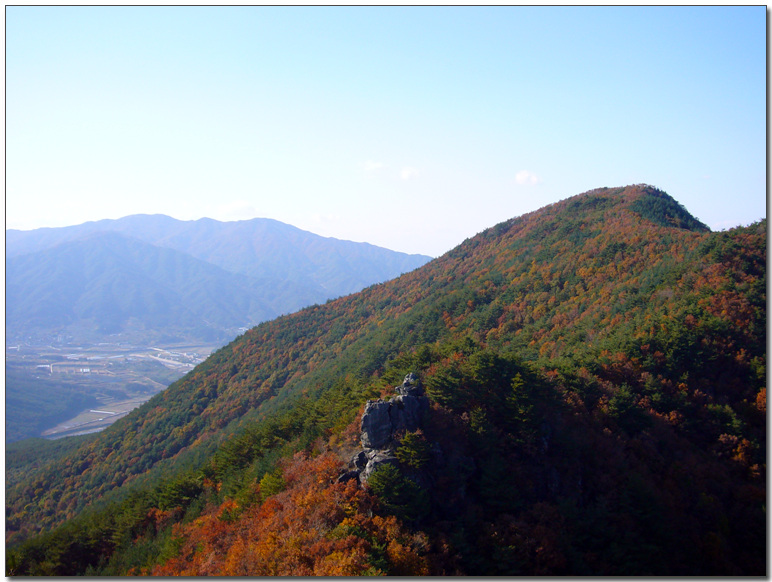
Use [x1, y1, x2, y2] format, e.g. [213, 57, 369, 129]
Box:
[7, 185, 765, 575]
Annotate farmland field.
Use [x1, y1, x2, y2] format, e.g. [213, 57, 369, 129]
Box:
[6, 340, 219, 442]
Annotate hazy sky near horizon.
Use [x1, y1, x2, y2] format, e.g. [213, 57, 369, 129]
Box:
[6, 6, 766, 257]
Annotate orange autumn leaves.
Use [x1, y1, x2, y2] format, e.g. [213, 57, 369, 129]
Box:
[152, 451, 429, 576]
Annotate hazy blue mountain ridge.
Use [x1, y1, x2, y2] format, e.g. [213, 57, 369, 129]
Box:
[7, 215, 430, 289]
[6, 231, 275, 343]
[6, 216, 432, 344]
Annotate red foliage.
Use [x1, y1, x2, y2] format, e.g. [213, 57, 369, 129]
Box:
[152, 452, 428, 576]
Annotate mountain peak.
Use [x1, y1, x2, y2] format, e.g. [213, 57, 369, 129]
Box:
[565, 184, 709, 232]
[448, 185, 709, 266]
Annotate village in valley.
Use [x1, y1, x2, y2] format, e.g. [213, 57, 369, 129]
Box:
[6, 339, 218, 439]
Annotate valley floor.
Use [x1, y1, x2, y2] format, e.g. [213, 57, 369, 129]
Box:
[6, 341, 218, 441]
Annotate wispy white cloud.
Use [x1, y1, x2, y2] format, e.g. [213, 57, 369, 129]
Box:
[515, 170, 541, 185]
[363, 160, 386, 172]
[400, 166, 420, 180]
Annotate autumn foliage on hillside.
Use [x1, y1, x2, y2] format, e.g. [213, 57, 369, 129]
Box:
[7, 185, 766, 575]
[150, 451, 428, 576]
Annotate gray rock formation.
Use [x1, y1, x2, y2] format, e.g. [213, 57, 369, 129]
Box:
[350, 373, 429, 485]
[396, 372, 422, 396]
[390, 391, 426, 435]
[360, 449, 399, 484]
[360, 400, 393, 449]
[351, 450, 367, 471]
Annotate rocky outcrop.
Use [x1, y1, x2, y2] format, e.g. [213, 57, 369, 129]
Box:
[360, 449, 399, 484]
[360, 400, 393, 449]
[344, 373, 429, 486]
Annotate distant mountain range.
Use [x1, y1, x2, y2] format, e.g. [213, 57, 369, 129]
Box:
[6, 215, 433, 344]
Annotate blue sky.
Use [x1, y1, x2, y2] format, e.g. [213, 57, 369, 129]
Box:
[6, 6, 766, 256]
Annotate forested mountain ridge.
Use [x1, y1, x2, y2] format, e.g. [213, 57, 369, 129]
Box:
[7, 185, 765, 575]
[7, 214, 431, 344]
[6, 231, 277, 342]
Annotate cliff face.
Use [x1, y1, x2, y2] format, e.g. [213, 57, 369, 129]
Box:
[352, 373, 429, 484]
